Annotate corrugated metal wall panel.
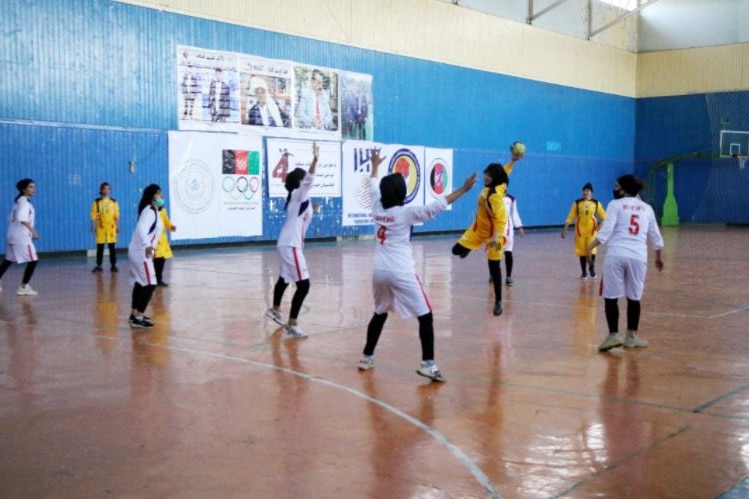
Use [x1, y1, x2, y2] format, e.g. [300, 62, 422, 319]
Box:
[637, 43, 749, 97]
[1, 0, 642, 253]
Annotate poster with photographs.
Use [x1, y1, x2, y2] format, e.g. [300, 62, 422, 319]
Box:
[266, 139, 341, 198]
[239, 55, 293, 135]
[178, 47, 240, 131]
[292, 65, 340, 139]
[340, 71, 373, 141]
[168, 131, 263, 240]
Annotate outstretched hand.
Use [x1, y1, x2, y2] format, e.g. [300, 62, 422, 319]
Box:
[511, 151, 524, 162]
[312, 141, 319, 161]
[461, 173, 477, 192]
[370, 147, 387, 169]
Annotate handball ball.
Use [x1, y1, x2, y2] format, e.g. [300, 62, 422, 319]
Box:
[510, 141, 526, 155]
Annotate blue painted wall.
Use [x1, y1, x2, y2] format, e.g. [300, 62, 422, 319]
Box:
[636, 91, 749, 224]
[1, 0, 639, 252]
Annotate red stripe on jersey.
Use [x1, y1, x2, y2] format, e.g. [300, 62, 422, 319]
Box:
[293, 247, 302, 281]
[144, 262, 152, 285]
[599, 276, 603, 296]
[415, 273, 433, 313]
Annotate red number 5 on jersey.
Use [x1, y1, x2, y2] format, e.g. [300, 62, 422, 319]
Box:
[629, 214, 640, 235]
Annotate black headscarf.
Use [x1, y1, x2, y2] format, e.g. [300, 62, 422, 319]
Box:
[284, 168, 307, 210]
[379, 173, 407, 209]
[617, 174, 644, 196]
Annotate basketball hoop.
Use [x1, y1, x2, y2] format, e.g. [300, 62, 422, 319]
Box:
[732, 154, 747, 170]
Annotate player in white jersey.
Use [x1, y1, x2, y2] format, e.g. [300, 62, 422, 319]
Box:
[587, 174, 664, 351]
[358, 148, 477, 382]
[265, 143, 319, 338]
[502, 192, 524, 286]
[127, 184, 165, 328]
[0, 179, 40, 295]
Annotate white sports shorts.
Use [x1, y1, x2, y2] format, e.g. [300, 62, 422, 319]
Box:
[601, 255, 647, 301]
[278, 246, 309, 283]
[128, 249, 156, 287]
[372, 269, 432, 319]
[5, 242, 38, 264]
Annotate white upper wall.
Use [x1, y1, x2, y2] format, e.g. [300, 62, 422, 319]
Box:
[115, 0, 749, 97]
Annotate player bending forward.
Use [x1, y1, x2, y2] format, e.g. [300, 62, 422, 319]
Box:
[358, 148, 477, 382]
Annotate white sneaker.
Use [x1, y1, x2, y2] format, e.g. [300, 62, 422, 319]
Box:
[284, 324, 308, 338]
[598, 333, 623, 352]
[17, 285, 38, 296]
[265, 307, 285, 326]
[358, 356, 375, 371]
[416, 362, 446, 382]
[624, 334, 648, 349]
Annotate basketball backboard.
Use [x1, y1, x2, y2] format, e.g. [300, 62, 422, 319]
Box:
[719, 130, 749, 157]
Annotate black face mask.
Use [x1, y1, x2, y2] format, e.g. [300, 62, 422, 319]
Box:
[613, 189, 624, 199]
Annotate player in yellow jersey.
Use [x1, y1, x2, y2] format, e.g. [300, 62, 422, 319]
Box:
[452, 163, 510, 316]
[90, 182, 120, 273]
[154, 207, 177, 287]
[561, 182, 606, 279]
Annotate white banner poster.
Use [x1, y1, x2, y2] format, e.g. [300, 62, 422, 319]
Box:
[266, 139, 341, 198]
[424, 148, 454, 210]
[168, 131, 263, 240]
[341, 142, 425, 226]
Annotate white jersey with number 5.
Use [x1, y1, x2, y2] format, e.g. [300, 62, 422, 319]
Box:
[369, 177, 448, 272]
[595, 197, 664, 261]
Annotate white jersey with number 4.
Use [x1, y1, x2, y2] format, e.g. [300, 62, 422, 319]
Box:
[369, 177, 448, 272]
[595, 197, 664, 261]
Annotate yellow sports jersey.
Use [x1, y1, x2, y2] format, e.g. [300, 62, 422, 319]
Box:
[565, 198, 606, 238]
[90, 197, 119, 244]
[473, 185, 507, 238]
[155, 209, 174, 259]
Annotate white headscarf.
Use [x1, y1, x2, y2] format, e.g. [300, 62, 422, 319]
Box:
[250, 77, 283, 127]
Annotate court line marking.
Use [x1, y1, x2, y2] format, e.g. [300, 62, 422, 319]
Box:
[143, 342, 502, 499]
[692, 384, 749, 413]
[549, 425, 691, 498]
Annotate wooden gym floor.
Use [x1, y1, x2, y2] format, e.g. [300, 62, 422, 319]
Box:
[1, 226, 748, 498]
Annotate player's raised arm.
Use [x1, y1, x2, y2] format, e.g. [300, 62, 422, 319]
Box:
[308, 142, 319, 175]
[445, 173, 477, 204]
[369, 147, 386, 178]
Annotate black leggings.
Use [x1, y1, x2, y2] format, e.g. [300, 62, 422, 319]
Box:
[580, 254, 596, 274]
[153, 257, 166, 283]
[504, 251, 513, 277]
[131, 283, 156, 314]
[488, 259, 502, 303]
[96, 242, 117, 267]
[0, 259, 38, 285]
[363, 312, 435, 361]
[273, 277, 310, 320]
[604, 298, 641, 333]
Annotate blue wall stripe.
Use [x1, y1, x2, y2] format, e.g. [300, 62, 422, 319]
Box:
[18, 0, 749, 252]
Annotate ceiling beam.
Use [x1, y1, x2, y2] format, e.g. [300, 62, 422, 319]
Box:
[587, 0, 662, 39]
[527, 0, 573, 24]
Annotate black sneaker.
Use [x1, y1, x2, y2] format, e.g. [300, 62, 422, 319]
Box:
[157, 281, 169, 287]
[488, 275, 493, 284]
[129, 315, 154, 328]
[92, 266, 103, 273]
[581, 272, 588, 280]
[505, 277, 514, 287]
[493, 301, 503, 316]
[589, 269, 597, 279]
[111, 265, 119, 273]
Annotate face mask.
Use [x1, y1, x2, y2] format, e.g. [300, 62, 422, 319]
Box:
[612, 189, 624, 200]
[154, 198, 165, 207]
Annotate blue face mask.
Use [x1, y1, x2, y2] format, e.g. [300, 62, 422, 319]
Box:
[154, 198, 165, 207]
